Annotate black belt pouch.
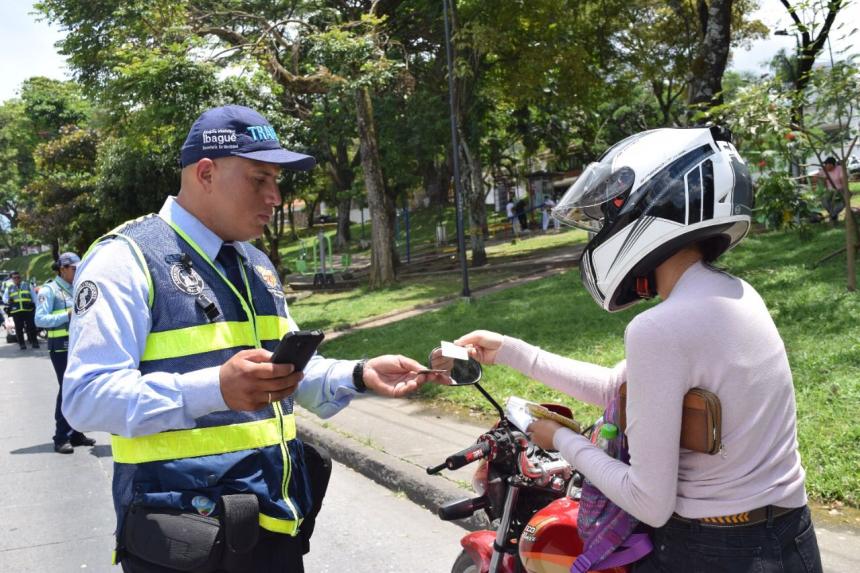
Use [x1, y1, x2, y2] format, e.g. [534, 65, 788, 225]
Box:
[121, 506, 223, 572]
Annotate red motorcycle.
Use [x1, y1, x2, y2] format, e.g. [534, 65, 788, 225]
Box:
[426, 350, 628, 573]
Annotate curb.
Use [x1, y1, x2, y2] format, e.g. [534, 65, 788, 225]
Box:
[296, 413, 490, 532]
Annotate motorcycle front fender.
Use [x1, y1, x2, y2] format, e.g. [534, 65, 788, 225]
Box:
[461, 530, 518, 573]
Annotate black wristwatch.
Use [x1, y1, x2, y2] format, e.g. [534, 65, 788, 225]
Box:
[352, 359, 368, 393]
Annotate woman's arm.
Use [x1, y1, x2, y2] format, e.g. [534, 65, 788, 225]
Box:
[549, 314, 686, 527]
[495, 336, 625, 408]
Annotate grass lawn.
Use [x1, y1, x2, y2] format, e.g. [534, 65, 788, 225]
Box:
[484, 228, 588, 258]
[290, 268, 519, 331]
[321, 225, 860, 506]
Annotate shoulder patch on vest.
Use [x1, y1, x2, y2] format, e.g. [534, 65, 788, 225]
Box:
[74, 281, 99, 315]
[169, 263, 204, 295]
[254, 264, 279, 289]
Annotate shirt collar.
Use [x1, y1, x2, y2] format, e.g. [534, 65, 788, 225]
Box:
[158, 196, 248, 262]
[55, 276, 73, 291]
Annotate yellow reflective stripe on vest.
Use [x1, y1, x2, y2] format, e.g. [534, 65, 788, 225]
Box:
[47, 309, 69, 337]
[141, 315, 291, 362]
[110, 415, 297, 464]
[142, 321, 256, 361]
[256, 315, 292, 341]
[259, 513, 301, 536]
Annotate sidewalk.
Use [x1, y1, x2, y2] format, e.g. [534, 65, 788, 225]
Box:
[297, 394, 860, 572]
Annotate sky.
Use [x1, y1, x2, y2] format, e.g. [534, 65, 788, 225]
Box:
[0, 0, 858, 103]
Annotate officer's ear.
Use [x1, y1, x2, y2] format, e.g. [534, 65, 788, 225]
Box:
[195, 158, 216, 192]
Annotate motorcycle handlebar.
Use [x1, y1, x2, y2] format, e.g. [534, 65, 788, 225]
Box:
[426, 440, 492, 475]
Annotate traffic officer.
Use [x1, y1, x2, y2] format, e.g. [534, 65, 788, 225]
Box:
[35, 252, 96, 454]
[2, 270, 40, 350]
[64, 104, 442, 572]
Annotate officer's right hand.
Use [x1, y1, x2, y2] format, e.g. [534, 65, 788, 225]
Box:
[219, 349, 303, 411]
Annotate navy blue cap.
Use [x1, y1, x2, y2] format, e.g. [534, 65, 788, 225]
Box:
[57, 252, 81, 267]
[180, 105, 316, 171]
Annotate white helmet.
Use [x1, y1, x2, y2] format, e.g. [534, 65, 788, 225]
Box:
[553, 127, 753, 312]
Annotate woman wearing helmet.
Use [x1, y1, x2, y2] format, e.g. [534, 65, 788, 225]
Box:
[456, 127, 822, 572]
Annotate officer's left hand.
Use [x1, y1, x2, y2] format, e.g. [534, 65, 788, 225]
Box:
[527, 419, 564, 451]
[363, 355, 448, 397]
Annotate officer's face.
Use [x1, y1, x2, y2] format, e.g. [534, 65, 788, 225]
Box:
[11, 274, 20, 284]
[60, 265, 76, 283]
[206, 157, 282, 241]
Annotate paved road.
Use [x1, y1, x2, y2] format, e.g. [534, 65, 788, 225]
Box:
[0, 339, 464, 572]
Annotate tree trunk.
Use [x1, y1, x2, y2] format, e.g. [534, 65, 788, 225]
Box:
[460, 137, 487, 267]
[335, 196, 352, 251]
[260, 205, 285, 278]
[355, 87, 396, 287]
[286, 200, 297, 241]
[688, 0, 733, 111]
[422, 157, 451, 207]
[325, 141, 356, 252]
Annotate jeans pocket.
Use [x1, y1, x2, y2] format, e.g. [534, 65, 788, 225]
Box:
[687, 541, 765, 573]
[794, 521, 823, 573]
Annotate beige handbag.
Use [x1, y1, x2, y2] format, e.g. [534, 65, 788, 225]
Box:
[618, 384, 722, 455]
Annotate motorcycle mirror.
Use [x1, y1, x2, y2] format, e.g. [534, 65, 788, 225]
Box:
[428, 347, 482, 386]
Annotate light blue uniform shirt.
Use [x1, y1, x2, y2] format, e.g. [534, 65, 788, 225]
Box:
[64, 196, 360, 437]
[34, 277, 74, 329]
[2, 281, 37, 306]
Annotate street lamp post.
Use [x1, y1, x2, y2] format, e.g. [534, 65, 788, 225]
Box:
[442, 0, 471, 299]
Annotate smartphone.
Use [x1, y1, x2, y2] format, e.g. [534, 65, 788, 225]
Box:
[270, 330, 325, 371]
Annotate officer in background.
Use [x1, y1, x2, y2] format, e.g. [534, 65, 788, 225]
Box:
[64, 105, 443, 572]
[35, 252, 96, 454]
[0, 272, 9, 324]
[2, 270, 40, 350]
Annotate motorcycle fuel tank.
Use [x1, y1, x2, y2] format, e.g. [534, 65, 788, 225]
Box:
[518, 498, 628, 573]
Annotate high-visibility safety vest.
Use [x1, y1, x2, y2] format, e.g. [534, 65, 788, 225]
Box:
[96, 215, 311, 539]
[42, 279, 74, 352]
[7, 282, 35, 313]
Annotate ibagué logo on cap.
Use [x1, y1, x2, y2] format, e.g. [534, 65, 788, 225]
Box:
[202, 128, 239, 150]
[247, 125, 279, 142]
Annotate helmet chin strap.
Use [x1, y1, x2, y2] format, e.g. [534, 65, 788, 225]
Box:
[635, 272, 657, 299]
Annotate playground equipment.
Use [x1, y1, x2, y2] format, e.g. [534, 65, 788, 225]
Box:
[291, 231, 355, 290]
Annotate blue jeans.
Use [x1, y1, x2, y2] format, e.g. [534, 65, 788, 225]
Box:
[633, 506, 822, 573]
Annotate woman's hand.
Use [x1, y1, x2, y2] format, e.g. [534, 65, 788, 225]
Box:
[528, 419, 563, 451]
[454, 330, 503, 365]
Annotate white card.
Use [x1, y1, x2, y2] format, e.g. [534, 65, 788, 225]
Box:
[440, 340, 469, 361]
[505, 396, 536, 433]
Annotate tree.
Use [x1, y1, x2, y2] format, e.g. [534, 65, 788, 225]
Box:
[0, 78, 91, 255]
[798, 60, 859, 290]
[37, 0, 404, 286]
[0, 100, 34, 238]
[778, 0, 846, 127]
[713, 60, 859, 291]
[22, 125, 101, 256]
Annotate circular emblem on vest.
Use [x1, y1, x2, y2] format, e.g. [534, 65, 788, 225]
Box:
[74, 280, 99, 315]
[170, 263, 204, 295]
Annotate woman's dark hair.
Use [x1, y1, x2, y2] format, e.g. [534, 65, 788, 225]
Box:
[51, 260, 61, 273]
[698, 236, 731, 263]
[824, 157, 837, 166]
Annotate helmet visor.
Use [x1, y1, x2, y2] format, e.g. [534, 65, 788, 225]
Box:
[552, 164, 636, 232]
